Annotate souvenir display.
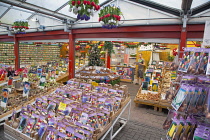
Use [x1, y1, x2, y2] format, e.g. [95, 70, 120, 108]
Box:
[19, 44, 60, 65]
[5, 78, 129, 140]
[135, 61, 175, 102]
[163, 48, 210, 140]
[0, 43, 15, 65]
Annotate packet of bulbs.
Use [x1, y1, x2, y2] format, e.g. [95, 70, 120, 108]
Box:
[4, 80, 129, 140]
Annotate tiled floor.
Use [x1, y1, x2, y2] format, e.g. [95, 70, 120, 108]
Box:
[0, 82, 168, 140]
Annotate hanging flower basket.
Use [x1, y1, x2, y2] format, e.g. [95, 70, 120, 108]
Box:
[98, 5, 122, 29]
[11, 19, 29, 34]
[69, 0, 100, 21]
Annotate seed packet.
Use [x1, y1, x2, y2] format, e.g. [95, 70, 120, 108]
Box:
[48, 118, 57, 128]
[73, 132, 86, 140]
[81, 95, 90, 103]
[97, 97, 106, 109]
[108, 89, 117, 97]
[188, 48, 203, 74]
[80, 112, 89, 125]
[114, 97, 121, 111]
[181, 85, 195, 112]
[37, 68, 42, 77]
[70, 110, 81, 122]
[33, 114, 46, 132]
[55, 132, 67, 140]
[95, 86, 101, 92]
[206, 52, 210, 75]
[178, 48, 194, 72]
[47, 102, 56, 112]
[152, 83, 158, 92]
[17, 115, 28, 132]
[196, 87, 208, 114]
[23, 82, 30, 98]
[35, 98, 43, 107]
[1, 88, 9, 108]
[67, 80, 74, 86]
[24, 118, 36, 136]
[171, 85, 188, 111]
[187, 87, 201, 114]
[56, 122, 66, 133]
[104, 99, 114, 112]
[163, 110, 177, 130]
[39, 75, 46, 88]
[117, 90, 124, 97]
[90, 95, 97, 105]
[46, 127, 57, 140]
[66, 127, 75, 138]
[87, 113, 99, 129]
[101, 87, 109, 93]
[37, 122, 47, 139]
[198, 49, 209, 74]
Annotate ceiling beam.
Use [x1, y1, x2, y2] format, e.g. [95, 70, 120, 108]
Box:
[191, 1, 210, 16]
[26, 1, 69, 21]
[128, 0, 181, 17]
[0, 0, 76, 21]
[181, 0, 193, 15]
[0, 5, 12, 19]
[55, 1, 69, 12]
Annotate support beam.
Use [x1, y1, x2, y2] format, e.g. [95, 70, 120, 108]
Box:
[69, 32, 75, 79]
[14, 36, 19, 70]
[181, 0, 193, 15]
[179, 28, 187, 58]
[0, 6, 12, 19]
[0, 0, 76, 21]
[107, 55, 111, 69]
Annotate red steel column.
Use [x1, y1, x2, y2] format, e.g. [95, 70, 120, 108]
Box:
[179, 27, 187, 58]
[68, 32, 75, 79]
[107, 55, 111, 69]
[14, 35, 19, 70]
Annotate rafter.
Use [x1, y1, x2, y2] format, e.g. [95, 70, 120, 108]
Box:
[191, 1, 210, 16]
[0, 5, 12, 19]
[0, 0, 76, 21]
[181, 0, 193, 15]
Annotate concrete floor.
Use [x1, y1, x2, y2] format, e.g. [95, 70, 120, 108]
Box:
[0, 82, 168, 140]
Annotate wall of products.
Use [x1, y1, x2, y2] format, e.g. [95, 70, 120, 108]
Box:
[0, 43, 15, 65]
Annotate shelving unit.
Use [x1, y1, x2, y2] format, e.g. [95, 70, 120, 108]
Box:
[19, 44, 60, 65]
[0, 43, 15, 65]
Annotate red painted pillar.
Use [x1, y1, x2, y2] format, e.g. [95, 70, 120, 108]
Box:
[68, 32, 75, 79]
[107, 55, 111, 69]
[179, 27, 187, 58]
[14, 35, 19, 70]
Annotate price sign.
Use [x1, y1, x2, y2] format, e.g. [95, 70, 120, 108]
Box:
[91, 82, 98, 86]
[58, 102, 66, 111]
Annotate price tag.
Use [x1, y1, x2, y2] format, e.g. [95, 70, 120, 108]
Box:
[22, 78, 29, 82]
[91, 82, 98, 86]
[58, 102, 66, 111]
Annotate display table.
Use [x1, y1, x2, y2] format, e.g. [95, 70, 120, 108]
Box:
[4, 97, 131, 140]
[110, 65, 135, 83]
[0, 89, 57, 126]
[134, 86, 172, 112]
[56, 72, 69, 83]
[0, 76, 20, 86]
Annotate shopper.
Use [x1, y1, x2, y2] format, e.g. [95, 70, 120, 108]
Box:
[134, 53, 145, 85]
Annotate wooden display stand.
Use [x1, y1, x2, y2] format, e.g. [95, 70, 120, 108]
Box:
[56, 72, 69, 83]
[134, 86, 172, 112]
[4, 96, 131, 140]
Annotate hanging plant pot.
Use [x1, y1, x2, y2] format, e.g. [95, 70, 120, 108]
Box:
[12, 19, 29, 34]
[69, 0, 100, 21]
[98, 5, 123, 29]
